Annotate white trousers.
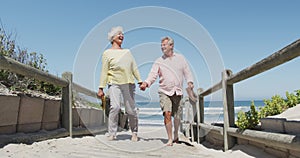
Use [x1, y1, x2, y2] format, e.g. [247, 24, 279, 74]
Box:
[108, 84, 138, 136]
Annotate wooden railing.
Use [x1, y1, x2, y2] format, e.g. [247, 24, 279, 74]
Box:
[196, 39, 300, 151]
[1, 39, 300, 152]
[0, 55, 99, 137]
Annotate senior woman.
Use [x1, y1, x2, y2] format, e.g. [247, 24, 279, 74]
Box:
[97, 26, 142, 141]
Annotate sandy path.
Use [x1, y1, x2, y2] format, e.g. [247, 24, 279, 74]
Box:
[0, 126, 275, 158]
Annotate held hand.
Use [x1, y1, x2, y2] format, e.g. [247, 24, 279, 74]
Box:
[139, 82, 148, 91]
[138, 82, 143, 87]
[188, 82, 194, 89]
[97, 88, 105, 98]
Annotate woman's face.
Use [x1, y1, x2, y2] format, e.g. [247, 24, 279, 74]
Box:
[112, 32, 124, 45]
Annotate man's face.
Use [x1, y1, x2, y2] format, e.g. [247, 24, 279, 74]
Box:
[161, 39, 173, 55]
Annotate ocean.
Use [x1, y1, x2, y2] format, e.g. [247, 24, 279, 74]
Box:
[135, 100, 265, 126]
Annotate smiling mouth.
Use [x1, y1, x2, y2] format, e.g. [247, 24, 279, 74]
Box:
[118, 36, 123, 41]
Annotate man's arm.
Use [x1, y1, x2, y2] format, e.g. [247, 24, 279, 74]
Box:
[144, 61, 159, 87]
[140, 60, 159, 91]
[182, 56, 194, 88]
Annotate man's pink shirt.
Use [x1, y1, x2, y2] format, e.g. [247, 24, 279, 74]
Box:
[145, 53, 194, 96]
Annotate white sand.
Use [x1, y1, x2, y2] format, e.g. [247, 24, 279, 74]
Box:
[270, 104, 300, 121]
[0, 126, 275, 158]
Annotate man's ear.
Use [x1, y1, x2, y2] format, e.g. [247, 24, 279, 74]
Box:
[170, 44, 174, 49]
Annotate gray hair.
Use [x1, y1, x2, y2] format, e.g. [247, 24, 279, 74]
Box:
[161, 36, 174, 45]
[107, 26, 123, 42]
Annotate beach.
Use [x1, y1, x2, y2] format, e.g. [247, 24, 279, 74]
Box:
[0, 126, 275, 158]
[137, 100, 265, 126]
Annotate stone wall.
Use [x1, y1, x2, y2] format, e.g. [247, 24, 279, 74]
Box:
[261, 117, 300, 135]
[0, 95, 20, 134]
[0, 94, 105, 135]
[72, 107, 104, 128]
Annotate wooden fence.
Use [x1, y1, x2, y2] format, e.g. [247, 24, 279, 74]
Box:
[196, 39, 300, 151]
[0, 55, 99, 137]
[1, 39, 300, 153]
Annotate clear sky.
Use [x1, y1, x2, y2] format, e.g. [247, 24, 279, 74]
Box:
[0, 0, 299, 101]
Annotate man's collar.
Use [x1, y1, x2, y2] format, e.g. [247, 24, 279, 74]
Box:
[162, 52, 175, 59]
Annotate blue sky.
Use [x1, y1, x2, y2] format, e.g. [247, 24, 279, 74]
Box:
[0, 0, 299, 101]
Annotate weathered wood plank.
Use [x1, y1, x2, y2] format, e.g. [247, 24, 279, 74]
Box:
[228, 39, 300, 84]
[197, 88, 204, 143]
[0, 55, 68, 87]
[199, 123, 300, 152]
[222, 70, 236, 151]
[198, 92, 204, 124]
[227, 127, 300, 152]
[73, 83, 97, 98]
[200, 39, 300, 97]
[222, 70, 229, 151]
[62, 72, 73, 137]
[200, 81, 222, 97]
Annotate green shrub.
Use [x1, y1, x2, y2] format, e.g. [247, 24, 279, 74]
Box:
[237, 90, 300, 130]
[236, 101, 259, 130]
[0, 27, 61, 96]
[259, 95, 286, 119]
[286, 91, 298, 108]
[237, 111, 248, 130]
[248, 102, 259, 128]
[295, 90, 300, 104]
[87, 102, 101, 109]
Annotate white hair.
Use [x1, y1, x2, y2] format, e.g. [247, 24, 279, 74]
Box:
[107, 26, 123, 42]
[161, 36, 174, 45]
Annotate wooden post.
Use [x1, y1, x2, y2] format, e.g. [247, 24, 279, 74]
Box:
[222, 69, 236, 151]
[196, 88, 204, 143]
[226, 70, 235, 128]
[198, 88, 204, 124]
[180, 98, 184, 133]
[62, 72, 73, 137]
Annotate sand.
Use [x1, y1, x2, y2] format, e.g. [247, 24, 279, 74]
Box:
[0, 126, 275, 158]
[269, 104, 300, 121]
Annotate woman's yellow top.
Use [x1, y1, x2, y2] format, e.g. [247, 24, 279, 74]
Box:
[99, 49, 142, 88]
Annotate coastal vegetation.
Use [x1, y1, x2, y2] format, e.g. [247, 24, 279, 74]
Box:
[0, 27, 61, 96]
[2, 26, 299, 128]
[237, 90, 300, 130]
